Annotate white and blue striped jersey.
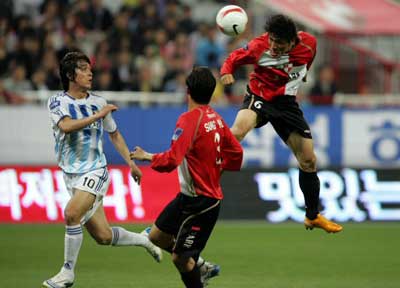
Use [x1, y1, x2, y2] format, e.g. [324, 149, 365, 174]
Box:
[48, 91, 117, 174]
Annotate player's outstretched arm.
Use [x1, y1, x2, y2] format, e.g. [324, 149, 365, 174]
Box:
[58, 104, 117, 133]
[130, 146, 154, 162]
[109, 130, 142, 184]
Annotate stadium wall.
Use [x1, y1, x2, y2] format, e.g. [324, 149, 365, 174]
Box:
[1, 106, 399, 168]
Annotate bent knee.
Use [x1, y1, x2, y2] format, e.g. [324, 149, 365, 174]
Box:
[64, 208, 82, 225]
[148, 233, 159, 246]
[148, 233, 171, 249]
[299, 155, 317, 171]
[172, 253, 188, 266]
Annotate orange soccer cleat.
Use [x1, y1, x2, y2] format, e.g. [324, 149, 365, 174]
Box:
[304, 214, 343, 233]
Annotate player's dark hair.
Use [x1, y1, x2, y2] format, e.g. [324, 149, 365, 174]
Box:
[186, 67, 216, 104]
[59, 51, 90, 91]
[264, 14, 297, 42]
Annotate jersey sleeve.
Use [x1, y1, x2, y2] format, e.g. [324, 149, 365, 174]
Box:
[307, 42, 317, 70]
[98, 97, 117, 133]
[304, 33, 317, 70]
[104, 112, 117, 133]
[48, 95, 71, 126]
[220, 119, 243, 171]
[151, 111, 199, 172]
[220, 36, 265, 75]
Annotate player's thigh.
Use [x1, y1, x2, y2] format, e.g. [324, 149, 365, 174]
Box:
[286, 132, 316, 161]
[231, 109, 258, 140]
[85, 203, 112, 242]
[64, 189, 96, 221]
[65, 167, 110, 224]
[174, 197, 220, 259]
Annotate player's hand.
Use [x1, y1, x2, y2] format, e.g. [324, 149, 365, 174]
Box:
[97, 104, 118, 119]
[221, 74, 235, 85]
[130, 146, 153, 161]
[129, 163, 142, 184]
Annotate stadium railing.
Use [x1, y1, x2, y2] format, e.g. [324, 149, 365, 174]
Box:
[15, 90, 400, 107]
[19, 90, 185, 107]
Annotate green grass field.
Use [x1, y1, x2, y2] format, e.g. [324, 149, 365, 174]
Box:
[1, 222, 399, 288]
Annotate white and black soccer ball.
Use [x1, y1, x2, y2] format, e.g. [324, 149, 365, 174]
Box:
[216, 5, 248, 37]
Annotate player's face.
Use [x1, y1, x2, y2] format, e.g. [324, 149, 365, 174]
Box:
[74, 61, 93, 90]
[268, 35, 295, 58]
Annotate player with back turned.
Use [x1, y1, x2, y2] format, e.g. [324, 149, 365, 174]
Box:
[221, 14, 343, 233]
[131, 67, 243, 287]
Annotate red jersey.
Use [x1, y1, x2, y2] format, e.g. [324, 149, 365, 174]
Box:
[221, 31, 316, 101]
[151, 105, 243, 199]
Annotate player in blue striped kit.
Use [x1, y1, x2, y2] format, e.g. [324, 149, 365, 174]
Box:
[43, 52, 162, 288]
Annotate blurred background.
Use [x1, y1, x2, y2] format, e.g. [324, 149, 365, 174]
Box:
[1, 1, 400, 288]
[1, 0, 400, 224]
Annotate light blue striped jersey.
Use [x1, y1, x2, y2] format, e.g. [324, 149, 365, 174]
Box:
[48, 91, 117, 174]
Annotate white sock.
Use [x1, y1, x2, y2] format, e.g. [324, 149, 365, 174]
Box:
[63, 224, 83, 272]
[111, 226, 149, 247]
[197, 256, 205, 267]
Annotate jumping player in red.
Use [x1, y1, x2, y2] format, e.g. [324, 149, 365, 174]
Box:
[221, 14, 342, 233]
[130, 67, 243, 287]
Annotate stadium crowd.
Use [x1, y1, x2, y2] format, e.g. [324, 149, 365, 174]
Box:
[0, 0, 252, 105]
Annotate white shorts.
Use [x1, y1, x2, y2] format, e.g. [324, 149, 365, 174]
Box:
[63, 167, 110, 224]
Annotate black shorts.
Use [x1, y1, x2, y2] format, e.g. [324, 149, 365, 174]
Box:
[155, 193, 220, 259]
[241, 87, 312, 142]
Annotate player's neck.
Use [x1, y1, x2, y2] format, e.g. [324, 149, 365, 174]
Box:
[67, 86, 88, 99]
[188, 98, 207, 111]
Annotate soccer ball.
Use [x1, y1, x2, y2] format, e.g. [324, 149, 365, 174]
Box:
[216, 5, 248, 37]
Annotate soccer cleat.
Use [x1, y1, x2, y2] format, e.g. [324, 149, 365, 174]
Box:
[304, 214, 343, 233]
[42, 269, 74, 288]
[199, 261, 220, 286]
[141, 227, 163, 263]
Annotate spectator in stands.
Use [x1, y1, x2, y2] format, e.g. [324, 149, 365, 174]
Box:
[135, 44, 166, 91]
[0, 0, 243, 99]
[161, 54, 185, 90]
[91, 39, 113, 72]
[165, 32, 194, 71]
[107, 8, 132, 52]
[93, 69, 114, 91]
[0, 78, 27, 105]
[195, 24, 225, 69]
[164, 71, 186, 95]
[309, 65, 337, 105]
[31, 67, 50, 91]
[111, 48, 136, 91]
[42, 49, 61, 89]
[88, 0, 114, 31]
[179, 5, 197, 35]
[0, 28, 10, 76]
[132, 65, 158, 93]
[3, 63, 33, 92]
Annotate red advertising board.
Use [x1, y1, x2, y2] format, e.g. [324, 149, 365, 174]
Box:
[0, 166, 179, 223]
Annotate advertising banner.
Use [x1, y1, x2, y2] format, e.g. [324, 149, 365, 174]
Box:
[0, 166, 179, 223]
[220, 168, 400, 222]
[1, 166, 399, 223]
[343, 110, 400, 167]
